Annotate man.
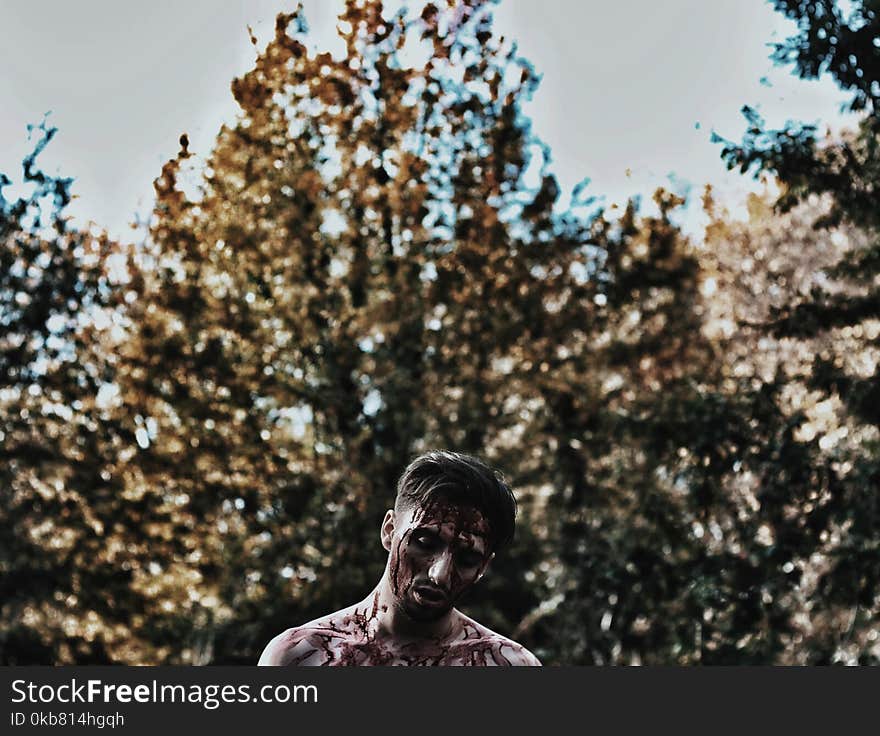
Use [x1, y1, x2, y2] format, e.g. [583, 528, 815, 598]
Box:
[259, 450, 541, 666]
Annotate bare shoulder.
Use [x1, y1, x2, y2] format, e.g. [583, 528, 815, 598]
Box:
[258, 626, 320, 666]
[493, 637, 542, 666]
[257, 602, 375, 666]
[456, 614, 542, 666]
[484, 633, 542, 666]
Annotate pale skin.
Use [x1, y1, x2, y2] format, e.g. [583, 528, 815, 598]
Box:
[259, 498, 541, 666]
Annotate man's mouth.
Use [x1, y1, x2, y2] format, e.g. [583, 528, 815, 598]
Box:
[412, 585, 448, 606]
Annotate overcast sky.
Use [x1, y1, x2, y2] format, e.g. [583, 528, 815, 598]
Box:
[0, 0, 856, 240]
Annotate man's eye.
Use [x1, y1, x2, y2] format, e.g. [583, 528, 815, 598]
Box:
[457, 552, 483, 568]
[412, 534, 438, 549]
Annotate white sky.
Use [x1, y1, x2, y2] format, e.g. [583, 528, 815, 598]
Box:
[0, 0, 857, 241]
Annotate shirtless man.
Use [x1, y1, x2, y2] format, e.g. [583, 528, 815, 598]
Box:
[258, 451, 541, 666]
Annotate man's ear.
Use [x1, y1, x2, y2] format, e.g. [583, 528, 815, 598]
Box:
[380, 509, 395, 552]
[476, 552, 495, 582]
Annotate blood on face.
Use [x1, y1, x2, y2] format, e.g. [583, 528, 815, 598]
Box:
[388, 497, 492, 621]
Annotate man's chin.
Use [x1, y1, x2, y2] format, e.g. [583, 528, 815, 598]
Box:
[403, 597, 452, 623]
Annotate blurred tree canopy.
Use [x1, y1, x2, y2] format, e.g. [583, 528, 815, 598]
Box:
[0, 122, 133, 663]
[1, 0, 878, 665]
[716, 0, 880, 663]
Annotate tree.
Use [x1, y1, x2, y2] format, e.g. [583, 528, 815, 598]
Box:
[716, 0, 880, 663]
[519, 191, 810, 665]
[113, 0, 576, 663]
[0, 122, 136, 663]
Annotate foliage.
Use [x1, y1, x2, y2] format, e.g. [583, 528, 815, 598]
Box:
[716, 0, 880, 663]
[3, 0, 879, 666]
[0, 121, 135, 663]
[112, 0, 569, 662]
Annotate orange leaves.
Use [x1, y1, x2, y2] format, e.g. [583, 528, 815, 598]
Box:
[421, 3, 439, 27]
[231, 72, 272, 112]
[295, 170, 324, 200]
[323, 75, 357, 107]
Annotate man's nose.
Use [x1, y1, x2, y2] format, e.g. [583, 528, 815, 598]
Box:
[428, 552, 453, 589]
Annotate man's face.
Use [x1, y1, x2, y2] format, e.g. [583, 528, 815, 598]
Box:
[385, 497, 493, 622]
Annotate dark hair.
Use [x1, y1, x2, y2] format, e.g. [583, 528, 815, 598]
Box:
[394, 450, 517, 552]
